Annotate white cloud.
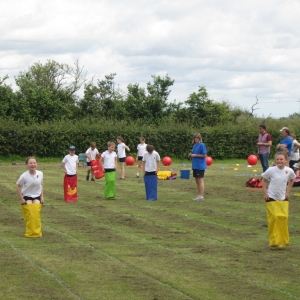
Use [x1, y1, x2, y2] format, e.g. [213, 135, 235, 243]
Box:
[1, 0, 300, 117]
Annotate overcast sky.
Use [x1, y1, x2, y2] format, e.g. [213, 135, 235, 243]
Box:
[1, 0, 300, 118]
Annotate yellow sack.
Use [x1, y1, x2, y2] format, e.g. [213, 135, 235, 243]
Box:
[157, 171, 172, 180]
[22, 204, 42, 238]
[266, 201, 289, 248]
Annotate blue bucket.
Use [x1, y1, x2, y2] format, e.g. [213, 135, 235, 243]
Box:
[180, 170, 190, 179]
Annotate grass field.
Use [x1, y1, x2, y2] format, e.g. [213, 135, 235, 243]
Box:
[0, 159, 300, 300]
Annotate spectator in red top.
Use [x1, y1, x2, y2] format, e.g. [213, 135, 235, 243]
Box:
[257, 125, 272, 172]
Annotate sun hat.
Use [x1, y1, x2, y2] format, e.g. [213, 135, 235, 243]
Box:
[293, 163, 300, 169]
[280, 127, 289, 132]
[68, 145, 76, 150]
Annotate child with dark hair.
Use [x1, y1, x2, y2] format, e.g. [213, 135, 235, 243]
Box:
[142, 144, 160, 200]
[85, 142, 100, 181]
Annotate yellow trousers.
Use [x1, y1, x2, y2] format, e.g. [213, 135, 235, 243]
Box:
[22, 204, 42, 238]
[266, 201, 289, 248]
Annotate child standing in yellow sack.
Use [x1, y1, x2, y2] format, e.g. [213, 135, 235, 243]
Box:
[261, 152, 295, 248]
[16, 157, 44, 237]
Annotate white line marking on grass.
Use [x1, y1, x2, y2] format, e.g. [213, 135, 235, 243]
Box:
[42, 223, 195, 300]
[49, 205, 300, 300]
[0, 202, 195, 300]
[0, 235, 85, 300]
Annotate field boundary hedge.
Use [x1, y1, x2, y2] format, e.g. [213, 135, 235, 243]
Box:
[0, 118, 295, 159]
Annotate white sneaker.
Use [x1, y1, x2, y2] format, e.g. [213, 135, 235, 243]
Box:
[193, 196, 204, 201]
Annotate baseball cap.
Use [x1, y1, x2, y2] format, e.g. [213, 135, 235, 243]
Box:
[68, 145, 76, 150]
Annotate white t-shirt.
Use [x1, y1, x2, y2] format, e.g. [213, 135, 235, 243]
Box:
[16, 170, 43, 198]
[62, 154, 79, 175]
[142, 151, 161, 172]
[117, 143, 127, 158]
[102, 150, 117, 169]
[262, 166, 295, 200]
[137, 143, 147, 157]
[85, 147, 99, 162]
[290, 140, 299, 161]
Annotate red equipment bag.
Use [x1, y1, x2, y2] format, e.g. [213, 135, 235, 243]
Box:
[91, 155, 104, 179]
[246, 177, 262, 188]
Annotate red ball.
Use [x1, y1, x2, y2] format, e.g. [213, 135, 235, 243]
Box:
[162, 156, 172, 166]
[247, 154, 258, 166]
[206, 156, 213, 166]
[125, 156, 135, 166]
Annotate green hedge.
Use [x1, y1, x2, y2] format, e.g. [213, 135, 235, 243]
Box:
[0, 118, 296, 159]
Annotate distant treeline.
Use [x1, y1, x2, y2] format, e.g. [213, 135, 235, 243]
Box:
[0, 59, 255, 126]
[1, 59, 300, 159]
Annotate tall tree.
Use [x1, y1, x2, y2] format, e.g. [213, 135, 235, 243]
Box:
[79, 73, 125, 119]
[0, 75, 15, 117]
[181, 86, 233, 126]
[12, 60, 87, 122]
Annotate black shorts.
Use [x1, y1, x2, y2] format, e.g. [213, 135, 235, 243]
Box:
[119, 157, 126, 163]
[23, 196, 41, 202]
[87, 162, 91, 167]
[193, 170, 205, 178]
[145, 171, 156, 176]
[138, 156, 143, 161]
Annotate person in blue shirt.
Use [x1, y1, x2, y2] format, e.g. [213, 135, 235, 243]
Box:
[277, 127, 293, 157]
[189, 133, 207, 201]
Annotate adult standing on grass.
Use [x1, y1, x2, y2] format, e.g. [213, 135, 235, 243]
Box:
[16, 157, 44, 237]
[85, 142, 100, 181]
[261, 152, 295, 248]
[257, 124, 272, 172]
[277, 127, 293, 158]
[189, 133, 207, 201]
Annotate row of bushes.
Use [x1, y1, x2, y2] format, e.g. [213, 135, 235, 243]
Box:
[0, 118, 297, 159]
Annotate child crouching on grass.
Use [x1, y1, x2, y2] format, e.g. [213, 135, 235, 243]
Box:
[101, 141, 118, 199]
[261, 152, 295, 248]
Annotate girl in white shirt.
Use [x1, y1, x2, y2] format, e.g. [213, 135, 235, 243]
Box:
[136, 137, 147, 178]
[262, 152, 295, 248]
[117, 136, 130, 180]
[17, 157, 44, 204]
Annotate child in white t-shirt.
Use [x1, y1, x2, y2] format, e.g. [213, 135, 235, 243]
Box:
[136, 137, 147, 178]
[142, 144, 160, 174]
[262, 152, 295, 248]
[101, 141, 118, 199]
[17, 157, 44, 204]
[117, 136, 130, 180]
[85, 142, 100, 181]
[62, 145, 79, 176]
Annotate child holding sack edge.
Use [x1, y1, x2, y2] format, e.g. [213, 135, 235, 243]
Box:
[16, 157, 44, 238]
[261, 151, 295, 248]
[62, 145, 79, 202]
[101, 141, 118, 199]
